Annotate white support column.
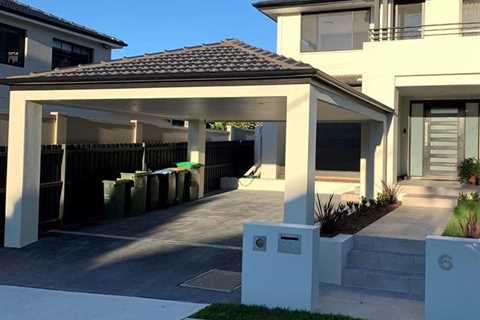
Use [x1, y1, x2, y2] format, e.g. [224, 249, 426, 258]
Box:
[4, 99, 43, 248]
[261, 122, 285, 179]
[385, 112, 397, 185]
[360, 122, 374, 199]
[188, 120, 206, 198]
[374, 120, 387, 196]
[283, 86, 317, 225]
[51, 112, 68, 145]
[130, 120, 144, 143]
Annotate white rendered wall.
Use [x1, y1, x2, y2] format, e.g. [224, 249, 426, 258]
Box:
[425, 235, 480, 320]
[242, 222, 320, 311]
[318, 234, 353, 285]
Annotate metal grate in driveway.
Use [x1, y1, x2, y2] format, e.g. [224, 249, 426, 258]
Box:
[180, 269, 241, 293]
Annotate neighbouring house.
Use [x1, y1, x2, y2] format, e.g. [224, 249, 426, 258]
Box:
[254, 0, 480, 183]
[0, 0, 240, 144]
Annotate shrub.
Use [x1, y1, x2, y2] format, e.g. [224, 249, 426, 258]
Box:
[444, 195, 480, 238]
[458, 157, 480, 183]
[459, 211, 480, 238]
[376, 181, 401, 206]
[315, 194, 348, 234]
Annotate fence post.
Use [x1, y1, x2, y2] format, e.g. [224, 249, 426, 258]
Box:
[58, 144, 67, 223]
[142, 142, 147, 171]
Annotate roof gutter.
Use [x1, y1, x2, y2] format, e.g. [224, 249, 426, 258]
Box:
[0, 10, 127, 48]
[1, 69, 318, 86]
[253, 0, 352, 10]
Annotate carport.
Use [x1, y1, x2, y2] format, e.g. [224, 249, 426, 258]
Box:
[1, 39, 392, 250]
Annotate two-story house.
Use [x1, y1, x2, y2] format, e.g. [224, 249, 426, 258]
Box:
[0, 0, 221, 145]
[254, 0, 480, 183]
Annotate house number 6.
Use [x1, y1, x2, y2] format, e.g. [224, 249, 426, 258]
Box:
[438, 255, 453, 271]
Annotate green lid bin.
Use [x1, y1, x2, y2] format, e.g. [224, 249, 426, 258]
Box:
[120, 172, 148, 216]
[103, 179, 131, 219]
[176, 162, 202, 169]
[169, 167, 187, 203]
[177, 162, 202, 201]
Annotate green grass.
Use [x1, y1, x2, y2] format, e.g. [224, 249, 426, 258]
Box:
[191, 304, 364, 320]
[443, 199, 480, 237]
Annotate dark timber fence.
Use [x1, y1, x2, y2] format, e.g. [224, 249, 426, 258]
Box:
[0, 140, 254, 243]
[0, 145, 63, 245]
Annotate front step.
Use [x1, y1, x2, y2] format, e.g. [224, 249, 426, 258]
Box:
[342, 268, 425, 298]
[348, 249, 425, 274]
[401, 194, 457, 208]
[353, 235, 425, 255]
[399, 183, 476, 197]
[342, 235, 425, 299]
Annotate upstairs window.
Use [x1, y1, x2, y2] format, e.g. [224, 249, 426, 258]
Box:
[301, 9, 371, 52]
[463, 0, 480, 35]
[52, 38, 93, 69]
[394, 0, 424, 39]
[0, 23, 25, 67]
[464, 0, 480, 23]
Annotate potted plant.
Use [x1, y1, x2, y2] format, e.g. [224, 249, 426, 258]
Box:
[458, 157, 480, 184]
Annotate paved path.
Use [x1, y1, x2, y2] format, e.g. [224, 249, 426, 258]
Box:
[358, 206, 452, 240]
[317, 284, 424, 320]
[0, 286, 205, 320]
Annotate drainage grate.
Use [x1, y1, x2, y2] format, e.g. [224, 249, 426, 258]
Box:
[180, 269, 241, 293]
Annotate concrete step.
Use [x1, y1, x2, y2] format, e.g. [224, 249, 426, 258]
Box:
[347, 249, 425, 274]
[399, 184, 475, 197]
[342, 268, 425, 299]
[354, 236, 425, 255]
[401, 194, 457, 208]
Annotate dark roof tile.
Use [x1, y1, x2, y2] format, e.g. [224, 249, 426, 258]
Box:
[6, 39, 316, 82]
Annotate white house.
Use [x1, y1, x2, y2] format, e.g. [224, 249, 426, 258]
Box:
[0, 0, 235, 144]
[255, 0, 480, 185]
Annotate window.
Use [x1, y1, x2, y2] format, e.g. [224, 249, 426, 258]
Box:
[301, 9, 371, 52]
[464, 0, 480, 22]
[394, 0, 424, 39]
[0, 23, 25, 67]
[52, 38, 93, 69]
[463, 0, 480, 35]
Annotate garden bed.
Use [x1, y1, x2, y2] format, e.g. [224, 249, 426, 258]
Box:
[321, 202, 401, 237]
[192, 304, 363, 320]
[316, 182, 402, 237]
[443, 192, 480, 238]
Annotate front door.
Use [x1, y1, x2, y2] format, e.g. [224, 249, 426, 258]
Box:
[423, 103, 465, 178]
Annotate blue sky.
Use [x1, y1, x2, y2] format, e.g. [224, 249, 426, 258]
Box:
[25, 0, 276, 59]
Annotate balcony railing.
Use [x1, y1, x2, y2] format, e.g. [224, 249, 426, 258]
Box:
[369, 22, 480, 41]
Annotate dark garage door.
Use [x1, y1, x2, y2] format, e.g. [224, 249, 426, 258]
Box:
[316, 123, 361, 172]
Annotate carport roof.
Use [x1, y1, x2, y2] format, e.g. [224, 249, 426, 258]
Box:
[5, 39, 315, 83]
[2, 39, 392, 113]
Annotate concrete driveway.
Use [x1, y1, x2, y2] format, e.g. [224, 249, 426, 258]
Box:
[0, 190, 284, 304]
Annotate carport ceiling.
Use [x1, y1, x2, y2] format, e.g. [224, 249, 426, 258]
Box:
[42, 97, 371, 122]
[43, 97, 287, 121]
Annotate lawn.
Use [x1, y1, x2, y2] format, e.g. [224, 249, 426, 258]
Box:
[192, 304, 364, 320]
[443, 194, 480, 238]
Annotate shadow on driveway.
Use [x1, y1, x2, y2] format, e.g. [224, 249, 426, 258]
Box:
[0, 190, 284, 304]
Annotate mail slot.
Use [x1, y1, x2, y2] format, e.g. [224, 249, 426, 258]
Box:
[278, 233, 302, 255]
